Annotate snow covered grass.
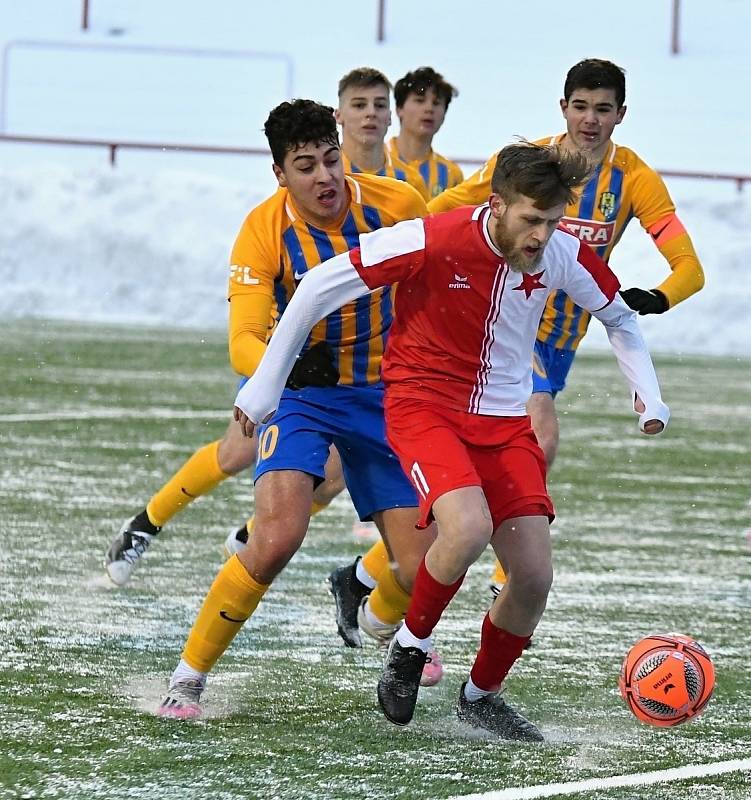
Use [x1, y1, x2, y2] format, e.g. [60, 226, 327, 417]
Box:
[1, 320, 749, 800]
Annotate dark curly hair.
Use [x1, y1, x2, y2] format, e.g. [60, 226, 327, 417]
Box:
[491, 141, 592, 209]
[564, 58, 626, 108]
[264, 99, 339, 167]
[393, 66, 458, 110]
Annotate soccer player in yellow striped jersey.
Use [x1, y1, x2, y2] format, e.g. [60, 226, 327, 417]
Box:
[105, 73, 423, 585]
[428, 58, 704, 594]
[388, 66, 464, 199]
[157, 100, 440, 718]
[429, 58, 703, 466]
[228, 152, 425, 387]
[336, 66, 430, 201]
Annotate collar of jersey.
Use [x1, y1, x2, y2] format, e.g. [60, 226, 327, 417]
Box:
[479, 205, 504, 258]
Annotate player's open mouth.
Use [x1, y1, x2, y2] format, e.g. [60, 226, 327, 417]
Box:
[580, 131, 599, 142]
[318, 189, 338, 206]
[523, 246, 539, 257]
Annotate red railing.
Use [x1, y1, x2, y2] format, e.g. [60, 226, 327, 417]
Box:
[0, 132, 269, 166]
[1, 132, 749, 192]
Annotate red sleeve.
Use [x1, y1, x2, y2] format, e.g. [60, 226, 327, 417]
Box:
[349, 217, 427, 290]
[555, 234, 622, 314]
[576, 239, 620, 301]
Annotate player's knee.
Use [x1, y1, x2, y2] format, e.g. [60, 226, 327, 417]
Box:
[242, 513, 308, 579]
[439, 511, 493, 562]
[217, 436, 256, 474]
[510, 563, 553, 614]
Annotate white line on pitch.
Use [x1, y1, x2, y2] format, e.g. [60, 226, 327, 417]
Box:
[0, 409, 229, 422]
[445, 757, 751, 800]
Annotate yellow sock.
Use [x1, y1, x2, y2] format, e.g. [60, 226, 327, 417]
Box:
[368, 565, 411, 625]
[243, 500, 327, 541]
[361, 538, 390, 583]
[492, 559, 507, 586]
[182, 555, 269, 673]
[146, 440, 229, 527]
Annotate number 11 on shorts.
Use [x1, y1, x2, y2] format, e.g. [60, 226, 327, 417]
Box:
[410, 461, 430, 500]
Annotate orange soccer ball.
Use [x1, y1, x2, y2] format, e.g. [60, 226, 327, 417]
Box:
[618, 634, 715, 727]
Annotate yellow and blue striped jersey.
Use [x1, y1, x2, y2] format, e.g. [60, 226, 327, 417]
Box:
[342, 148, 430, 201]
[228, 173, 427, 386]
[386, 136, 464, 199]
[428, 135, 703, 350]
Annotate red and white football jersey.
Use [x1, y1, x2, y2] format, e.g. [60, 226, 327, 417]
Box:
[235, 204, 668, 433]
[351, 205, 619, 415]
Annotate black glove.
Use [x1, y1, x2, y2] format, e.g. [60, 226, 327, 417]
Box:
[285, 341, 339, 389]
[620, 287, 669, 315]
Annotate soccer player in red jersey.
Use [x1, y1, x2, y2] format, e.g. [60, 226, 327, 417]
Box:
[233, 141, 669, 740]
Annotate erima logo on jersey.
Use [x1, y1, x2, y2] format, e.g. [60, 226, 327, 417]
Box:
[561, 217, 615, 245]
[449, 273, 471, 289]
[230, 265, 260, 285]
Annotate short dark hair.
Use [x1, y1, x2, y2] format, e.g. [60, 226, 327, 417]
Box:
[264, 99, 339, 167]
[338, 67, 391, 97]
[393, 66, 458, 110]
[491, 141, 591, 209]
[564, 58, 626, 108]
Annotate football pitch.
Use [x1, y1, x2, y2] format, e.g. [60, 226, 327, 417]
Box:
[1, 320, 749, 800]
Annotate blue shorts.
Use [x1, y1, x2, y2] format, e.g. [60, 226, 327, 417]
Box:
[531, 340, 576, 398]
[253, 383, 417, 522]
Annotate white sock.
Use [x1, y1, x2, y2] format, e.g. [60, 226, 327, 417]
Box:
[170, 658, 207, 687]
[395, 623, 430, 653]
[362, 599, 395, 631]
[355, 558, 377, 590]
[463, 676, 494, 703]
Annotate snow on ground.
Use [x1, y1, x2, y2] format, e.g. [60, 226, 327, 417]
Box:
[0, 0, 749, 355]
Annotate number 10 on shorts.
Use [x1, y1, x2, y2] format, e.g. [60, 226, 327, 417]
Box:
[410, 461, 430, 500]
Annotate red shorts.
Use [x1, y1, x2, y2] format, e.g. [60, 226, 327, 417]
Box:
[384, 395, 554, 530]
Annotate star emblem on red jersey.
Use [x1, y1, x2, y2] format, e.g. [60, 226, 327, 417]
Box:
[513, 270, 547, 299]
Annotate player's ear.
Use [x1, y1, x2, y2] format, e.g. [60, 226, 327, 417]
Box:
[272, 163, 287, 188]
[334, 107, 343, 125]
[559, 98, 568, 117]
[488, 192, 506, 217]
[616, 104, 627, 125]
